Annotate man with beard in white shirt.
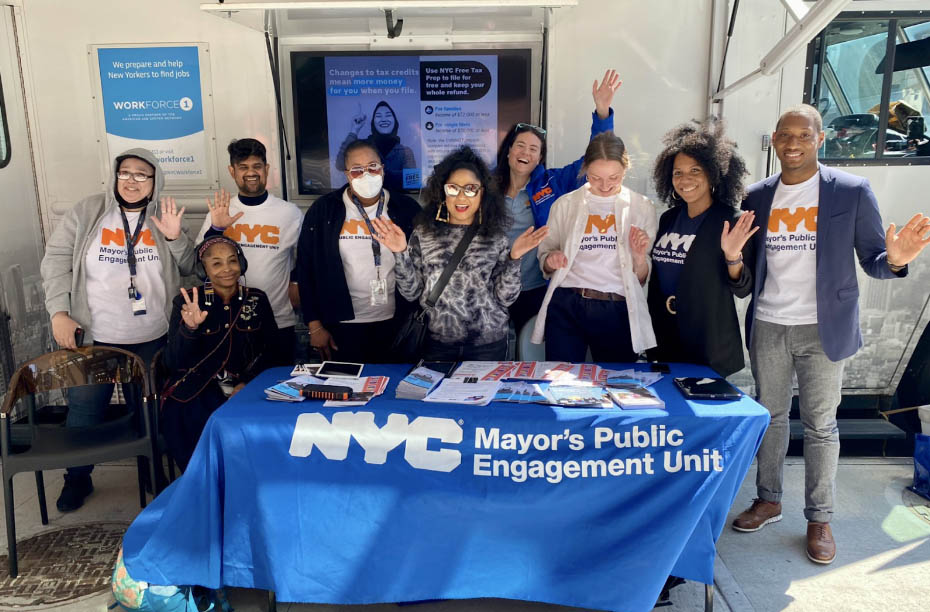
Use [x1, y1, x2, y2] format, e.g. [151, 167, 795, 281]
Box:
[197, 138, 303, 365]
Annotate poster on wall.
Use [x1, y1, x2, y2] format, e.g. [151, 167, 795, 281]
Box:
[95, 45, 214, 188]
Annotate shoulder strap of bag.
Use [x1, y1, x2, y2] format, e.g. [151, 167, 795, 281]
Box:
[424, 223, 479, 310]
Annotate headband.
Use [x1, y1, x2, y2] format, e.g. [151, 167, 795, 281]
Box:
[197, 235, 239, 260]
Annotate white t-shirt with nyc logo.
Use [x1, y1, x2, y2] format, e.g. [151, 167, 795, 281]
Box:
[756, 172, 820, 325]
[561, 194, 625, 295]
[84, 208, 167, 344]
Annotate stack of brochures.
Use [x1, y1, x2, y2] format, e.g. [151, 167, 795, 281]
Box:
[423, 379, 502, 406]
[493, 381, 550, 404]
[264, 374, 325, 402]
[605, 384, 665, 409]
[543, 383, 614, 408]
[396, 367, 445, 400]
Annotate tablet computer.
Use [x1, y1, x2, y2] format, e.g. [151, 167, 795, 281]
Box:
[317, 361, 364, 379]
[673, 377, 742, 400]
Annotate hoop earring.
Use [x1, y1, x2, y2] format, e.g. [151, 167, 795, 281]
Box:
[671, 191, 681, 201]
[436, 204, 449, 223]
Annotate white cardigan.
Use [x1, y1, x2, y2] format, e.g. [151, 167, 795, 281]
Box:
[531, 183, 658, 353]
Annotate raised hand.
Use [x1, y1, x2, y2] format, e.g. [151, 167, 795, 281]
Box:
[721, 211, 758, 260]
[629, 225, 650, 261]
[510, 226, 549, 260]
[206, 189, 243, 230]
[51, 312, 81, 349]
[371, 217, 407, 253]
[593, 69, 622, 120]
[150, 197, 186, 241]
[350, 103, 367, 135]
[886, 213, 930, 267]
[179, 287, 208, 330]
[544, 250, 569, 274]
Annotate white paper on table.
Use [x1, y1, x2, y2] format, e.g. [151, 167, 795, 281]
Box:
[424, 379, 502, 406]
[449, 361, 515, 381]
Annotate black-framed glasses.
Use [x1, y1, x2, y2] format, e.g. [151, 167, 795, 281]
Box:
[116, 171, 153, 183]
[348, 162, 384, 179]
[516, 123, 547, 138]
[444, 183, 482, 198]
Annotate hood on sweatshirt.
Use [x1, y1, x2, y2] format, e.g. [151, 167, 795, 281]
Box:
[109, 147, 165, 212]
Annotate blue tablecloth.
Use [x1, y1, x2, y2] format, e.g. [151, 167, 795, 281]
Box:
[124, 363, 768, 612]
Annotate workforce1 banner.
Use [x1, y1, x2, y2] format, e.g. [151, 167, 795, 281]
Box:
[97, 46, 209, 186]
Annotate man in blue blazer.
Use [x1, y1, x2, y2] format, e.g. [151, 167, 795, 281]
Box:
[731, 105, 930, 564]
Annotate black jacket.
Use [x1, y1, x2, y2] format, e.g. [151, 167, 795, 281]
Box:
[647, 204, 752, 377]
[164, 286, 277, 402]
[296, 186, 421, 325]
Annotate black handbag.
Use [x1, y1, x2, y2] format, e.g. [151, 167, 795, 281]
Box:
[391, 223, 478, 360]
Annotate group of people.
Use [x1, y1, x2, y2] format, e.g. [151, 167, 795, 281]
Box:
[42, 66, 930, 577]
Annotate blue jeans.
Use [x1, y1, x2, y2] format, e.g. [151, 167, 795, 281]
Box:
[749, 320, 844, 523]
[65, 335, 165, 480]
[544, 288, 635, 363]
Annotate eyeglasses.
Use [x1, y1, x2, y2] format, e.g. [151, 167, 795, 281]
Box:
[348, 162, 384, 179]
[516, 123, 547, 137]
[444, 183, 482, 198]
[116, 171, 154, 183]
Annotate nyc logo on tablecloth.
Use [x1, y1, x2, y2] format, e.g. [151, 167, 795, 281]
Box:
[288, 411, 726, 481]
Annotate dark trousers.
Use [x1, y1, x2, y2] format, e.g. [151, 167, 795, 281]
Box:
[329, 319, 399, 364]
[65, 335, 166, 480]
[421, 337, 508, 362]
[508, 285, 547, 337]
[269, 326, 296, 367]
[544, 288, 636, 363]
[160, 383, 226, 471]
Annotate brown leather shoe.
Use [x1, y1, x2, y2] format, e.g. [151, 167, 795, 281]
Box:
[806, 522, 836, 564]
[732, 499, 783, 532]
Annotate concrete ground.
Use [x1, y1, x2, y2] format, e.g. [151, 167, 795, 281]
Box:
[0, 457, 926, 612]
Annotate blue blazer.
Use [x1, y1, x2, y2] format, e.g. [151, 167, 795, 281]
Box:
[743, 164, 906, 362]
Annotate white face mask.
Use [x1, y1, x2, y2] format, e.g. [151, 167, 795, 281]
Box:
[351, 173, 383, 199]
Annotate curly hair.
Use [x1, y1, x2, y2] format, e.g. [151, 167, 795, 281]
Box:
[417, 146, 510, 238]
[652, 119, 747, 210]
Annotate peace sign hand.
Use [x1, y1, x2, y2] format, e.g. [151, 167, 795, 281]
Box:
[150, 197, 186, 241]
[206, 189, 243, 230]
[179, 287, 208, 330]
[371, 217, 408, 253]
[593, 69, 622, 120]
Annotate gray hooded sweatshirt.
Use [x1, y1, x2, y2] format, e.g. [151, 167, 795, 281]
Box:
[41, 148, 195, 344]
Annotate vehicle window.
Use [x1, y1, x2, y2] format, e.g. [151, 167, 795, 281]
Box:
[809, 16, 930, 161]
[0, 74, 10, 169]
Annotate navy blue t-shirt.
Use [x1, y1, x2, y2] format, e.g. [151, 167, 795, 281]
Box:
[651, 207, 708, 297]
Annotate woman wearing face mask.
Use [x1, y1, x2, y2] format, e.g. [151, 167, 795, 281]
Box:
[160, 237, 276, 470]
[40, 148, 194, 512]
[532, 132, 658, 362]
[297, 140, 422, 363]
[495, 69, 621, 334]
[336, 100, 418, 193]
[647, 119, 755, 376]
[372, 146, 547, 361]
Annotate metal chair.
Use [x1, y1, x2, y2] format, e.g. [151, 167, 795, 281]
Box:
[149, 347, 177, 483]
[0, 346, 158, 577]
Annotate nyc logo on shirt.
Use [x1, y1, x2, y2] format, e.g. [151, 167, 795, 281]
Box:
[98, 227, 158, 264]
[651, 232, 695, 265]
[223, 224, 281, 250]
[766, 206, 817, 253]
[579, 214, 617, 252]
[340, 219, 373, 242]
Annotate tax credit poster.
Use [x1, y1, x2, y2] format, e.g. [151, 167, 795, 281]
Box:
[324, 55, 498, 190]
[97, 46, 210, 186]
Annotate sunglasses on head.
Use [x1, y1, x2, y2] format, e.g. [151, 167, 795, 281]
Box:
[444, 183, 482, 198]
[348, 162, 384, 179]
[516, 123, 547, 138]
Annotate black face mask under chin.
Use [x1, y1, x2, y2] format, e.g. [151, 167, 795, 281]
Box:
[114, 188, 151, 211]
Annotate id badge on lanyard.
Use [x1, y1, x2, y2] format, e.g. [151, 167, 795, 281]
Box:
[370, 267, 387, 306]
[121, 208, 148, 316]
[351, 194, 389, 307]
